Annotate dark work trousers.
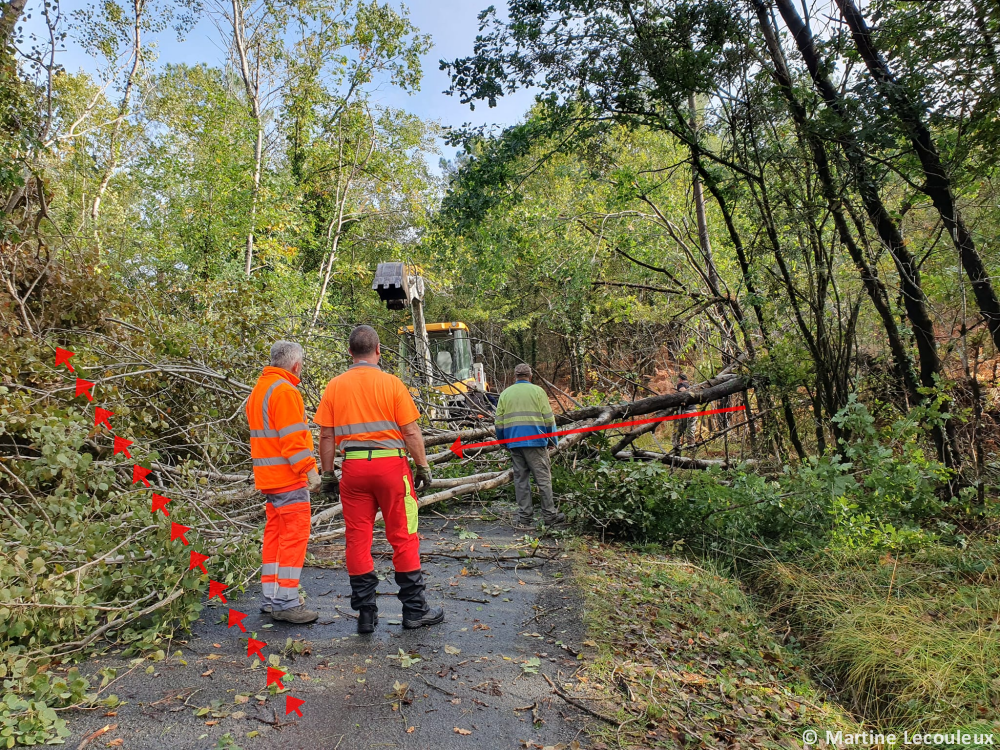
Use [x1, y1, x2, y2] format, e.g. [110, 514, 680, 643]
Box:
[509, 446, 557, 521]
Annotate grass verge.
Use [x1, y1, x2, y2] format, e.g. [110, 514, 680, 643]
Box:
[757, 542, 1000, 735]
[572, 542, 855, 748]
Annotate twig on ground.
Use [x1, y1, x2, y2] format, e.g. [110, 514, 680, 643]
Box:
[542, 673, 620, 725]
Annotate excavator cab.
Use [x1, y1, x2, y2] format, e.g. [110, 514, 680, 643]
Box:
[398, 322, 492, 423]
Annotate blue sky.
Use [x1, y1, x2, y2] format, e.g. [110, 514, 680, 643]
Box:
[26, 0, 536, 166]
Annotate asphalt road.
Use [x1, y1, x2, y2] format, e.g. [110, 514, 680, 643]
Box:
[68, 499, 594, 749]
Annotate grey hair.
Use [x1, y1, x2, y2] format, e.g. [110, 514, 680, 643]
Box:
[270, 340, 304, 370]
[513, 363, 531, 378]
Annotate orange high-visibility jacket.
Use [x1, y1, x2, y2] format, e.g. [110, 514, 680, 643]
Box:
[247, 366, 316, 492]
[313, 362, 420, 452]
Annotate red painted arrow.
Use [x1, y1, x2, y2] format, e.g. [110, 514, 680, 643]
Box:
[208, 579, 228, 603]
[132, 464, 151, 487]
[450, 405, 746, 457]
[75, 378, 95, 401]
[54, 347, 75, 372]
[112, 435, 133, 458]
[285, 695, 304, 717]
[151, 493, 171, 516]
[170, 522, 190, 545]
[266, 666, 286, 690]
[247, 637, 267, 662]
[94, 407, 114, 430]
[189, 550, 209, 574]
[228, 609, 248, 632]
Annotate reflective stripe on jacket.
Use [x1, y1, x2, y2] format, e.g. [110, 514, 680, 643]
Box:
[494, 380, 557, 450]
[313, 361, 421, 453]
[246, 366, 316, 492]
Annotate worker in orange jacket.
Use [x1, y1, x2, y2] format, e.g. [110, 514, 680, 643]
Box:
[247, 340, 320, 624]
[314, 325, 443, 634]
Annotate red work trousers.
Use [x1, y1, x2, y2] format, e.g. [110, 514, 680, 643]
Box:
[261, 494, 311, 611]
[340, 455, 421, 576]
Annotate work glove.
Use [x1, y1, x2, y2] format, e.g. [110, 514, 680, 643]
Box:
[306, 468, 322, 493]
[321, 470, 340, 501]
[413, 464, 432, 492]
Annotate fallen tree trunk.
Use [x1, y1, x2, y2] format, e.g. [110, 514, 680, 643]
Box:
[614, 451, 730, 470]
[310, 410, 617, 541]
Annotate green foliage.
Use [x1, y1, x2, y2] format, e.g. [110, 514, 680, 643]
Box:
[0, 334, 261, 744]
[0, 662, 90, 746]
[557, 399, 954, 556]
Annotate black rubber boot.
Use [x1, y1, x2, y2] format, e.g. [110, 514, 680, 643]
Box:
[395, 569, 444, 629]
[350, 571, 379, 634]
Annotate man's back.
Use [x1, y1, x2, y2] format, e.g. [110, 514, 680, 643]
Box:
[315, 362, 419, 452]
[495, 381, 555, 449]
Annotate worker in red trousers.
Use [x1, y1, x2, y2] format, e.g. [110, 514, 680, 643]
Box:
[314, 325, 443, 634]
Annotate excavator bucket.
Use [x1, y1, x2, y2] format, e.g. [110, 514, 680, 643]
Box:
[373, 262, 409, 310]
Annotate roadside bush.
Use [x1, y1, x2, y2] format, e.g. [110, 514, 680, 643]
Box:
[556, 398, 956, 556]
[0, 337, 259, 745]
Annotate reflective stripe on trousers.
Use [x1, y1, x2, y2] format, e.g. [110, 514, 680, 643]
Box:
[261, 490, 311, 611]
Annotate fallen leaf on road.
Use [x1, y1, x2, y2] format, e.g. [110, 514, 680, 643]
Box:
[204, 720, 218, 726]
[212, 643, 221, 648]
[444, 645, 461, 655]
[234, 695, 250, 704]
[107, 739, 124, 747]
[206, 654, 221, 660]
[406, 726, 415, 734]
[78, 722, 118, 750]
[201, 669, 214, 677]
[231, 711, 246, 720]
[454, 727, 472, 735]
[582, 640, 597, 647]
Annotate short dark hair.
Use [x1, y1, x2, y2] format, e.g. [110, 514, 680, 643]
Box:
[349, 325, 380, 357]
[678, 373, 688, 381]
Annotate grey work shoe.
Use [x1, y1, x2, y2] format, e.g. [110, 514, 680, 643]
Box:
[514, 516, 535, 529]
[541, 511, 567, 526]
[260, 595, 304, 614]
[270, 605, 319, 624]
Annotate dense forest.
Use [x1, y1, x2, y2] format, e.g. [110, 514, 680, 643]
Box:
[2, 0, 1000, 746]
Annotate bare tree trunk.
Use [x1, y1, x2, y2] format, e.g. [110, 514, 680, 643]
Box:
[309, 111, 376, 328]
[230, 0, 263, 277]
[835, 0, 1000, 354]
[90, 0, 144, 251]
[245, 121, 262, 276]
[688, 94, 719, 296]
[0, 0, 27, 49]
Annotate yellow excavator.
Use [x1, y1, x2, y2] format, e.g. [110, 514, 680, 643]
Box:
[373, 263, 492, 423]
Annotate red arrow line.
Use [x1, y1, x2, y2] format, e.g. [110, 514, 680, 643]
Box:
[247, 637, 267, 662]
[228, 609, 248, 632]
[55, 347, 75, 372]
[451, 405, 746, 457]
[266, 666, 286, 689]
[151, 493, 172, 517]
[285, 695, 305, 717]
